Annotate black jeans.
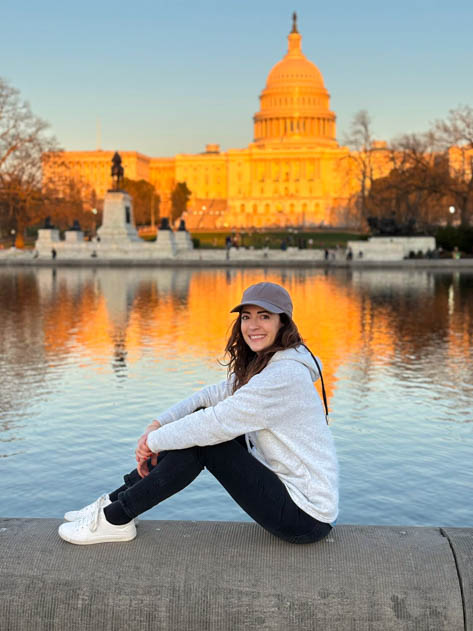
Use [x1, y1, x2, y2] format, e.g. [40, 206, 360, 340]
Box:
[116, 436, 332, 544]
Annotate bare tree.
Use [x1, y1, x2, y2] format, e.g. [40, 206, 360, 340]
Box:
[0, 77, 58, 244]
[381, 132, 450, 229]
[433, 105, 473, 226]
[343, 110, 388, 225]
[171, 182, 192, 225]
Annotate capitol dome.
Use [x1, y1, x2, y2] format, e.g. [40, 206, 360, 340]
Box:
[253, 14, 337, 146]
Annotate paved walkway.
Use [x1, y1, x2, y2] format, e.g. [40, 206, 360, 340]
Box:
[1, 246, 472, 268]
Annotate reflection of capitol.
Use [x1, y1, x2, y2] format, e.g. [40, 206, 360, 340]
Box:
[43, 15, 389, 229]
[2, 269, 472, 407]
[28, 268, 371, 396]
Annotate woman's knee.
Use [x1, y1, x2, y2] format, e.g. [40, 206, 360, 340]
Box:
[123, 448, 201, 488]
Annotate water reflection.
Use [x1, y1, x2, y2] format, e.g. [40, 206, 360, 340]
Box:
[1, 267, 473, 398]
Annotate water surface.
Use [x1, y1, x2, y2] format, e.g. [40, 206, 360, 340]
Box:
[0, 266, 471, 526]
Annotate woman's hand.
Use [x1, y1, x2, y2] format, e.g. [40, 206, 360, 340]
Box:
[136, 420, 161, 478]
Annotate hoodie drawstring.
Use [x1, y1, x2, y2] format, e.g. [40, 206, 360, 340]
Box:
[303, 345, 329, 424]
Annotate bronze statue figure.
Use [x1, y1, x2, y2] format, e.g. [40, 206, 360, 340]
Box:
[111, 152, 124, 191]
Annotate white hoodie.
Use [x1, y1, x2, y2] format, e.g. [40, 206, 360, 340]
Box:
[147, 345, 339, 523]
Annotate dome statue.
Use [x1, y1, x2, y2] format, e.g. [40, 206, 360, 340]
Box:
[253, 13, 337, 146]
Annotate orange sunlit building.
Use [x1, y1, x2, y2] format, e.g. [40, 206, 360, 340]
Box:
[43, 15, 390, 230]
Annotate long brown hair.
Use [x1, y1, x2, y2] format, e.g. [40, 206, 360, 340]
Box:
[224, 313, 303, 392]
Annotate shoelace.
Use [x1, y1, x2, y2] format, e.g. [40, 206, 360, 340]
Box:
[78, 494, 109, 532]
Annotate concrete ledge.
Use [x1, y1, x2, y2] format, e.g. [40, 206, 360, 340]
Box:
[1, 519, 471, 630]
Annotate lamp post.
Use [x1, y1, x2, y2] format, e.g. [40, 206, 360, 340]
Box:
[197, 205, 206, 229]
[448, 205, 455, 227]
[150, 192, 156, 229]
[91, 208, 98, 236]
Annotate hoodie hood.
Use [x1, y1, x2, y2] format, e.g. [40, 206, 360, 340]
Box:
[269, 345, 322, 382]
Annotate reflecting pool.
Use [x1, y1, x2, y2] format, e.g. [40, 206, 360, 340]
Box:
[0, 266, 472, 526]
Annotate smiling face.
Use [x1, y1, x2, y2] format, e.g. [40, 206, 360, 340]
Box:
[240, 305, 283, 353]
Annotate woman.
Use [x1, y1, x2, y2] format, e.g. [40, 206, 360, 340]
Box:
[59, 282, 338, 545]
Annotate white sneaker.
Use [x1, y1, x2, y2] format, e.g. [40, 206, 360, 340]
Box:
[64, 494, 111, 522]
[58, 496, 136, 545]
[64, 494, 139, 526]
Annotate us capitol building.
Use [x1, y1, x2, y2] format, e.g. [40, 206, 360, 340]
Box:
[44, 16, 375, 229]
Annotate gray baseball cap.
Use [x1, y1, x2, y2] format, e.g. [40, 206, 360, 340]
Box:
[230, 282, 293, 318]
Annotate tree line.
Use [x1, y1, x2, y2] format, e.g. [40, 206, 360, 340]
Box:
[343, 108, 473, 232]
[0, 77, 191, 246]
[1, 75, 472, 247]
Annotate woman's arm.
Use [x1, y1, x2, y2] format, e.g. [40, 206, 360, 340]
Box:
[135, 380, 230, 477]
[157, 378, 232, 426]
[147, 363, 291, 452]
[135, 420, 161, 477]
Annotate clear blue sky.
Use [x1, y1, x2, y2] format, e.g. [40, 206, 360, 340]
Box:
[3, 0, 473, 156]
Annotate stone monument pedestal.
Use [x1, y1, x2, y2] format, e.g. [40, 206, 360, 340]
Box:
[174, 219, 193, 252]
[35, 229, 60, 257]
[154, 217, 176, 256]
[64, 230, 84, 244]
[97, 191, 141, 244]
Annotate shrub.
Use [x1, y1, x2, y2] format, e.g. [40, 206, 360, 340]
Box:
[436, 226, 473, 254]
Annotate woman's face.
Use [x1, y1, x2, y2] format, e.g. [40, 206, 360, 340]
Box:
[240, 305, 282, 353]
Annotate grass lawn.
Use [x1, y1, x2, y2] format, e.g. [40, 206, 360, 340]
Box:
[190, 230, 367, 249]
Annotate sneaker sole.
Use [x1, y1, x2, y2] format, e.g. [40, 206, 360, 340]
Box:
[59, 530, 137, 545]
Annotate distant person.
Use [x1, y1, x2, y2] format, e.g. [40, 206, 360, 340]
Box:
[324, 249, 329, 261]
[225, 235, 232, 260]
[51, 248, 57, 259]
[346, 248, 353, 261]
[58, 282, 338, 546]
[263, 237, 270, 258]
[281, 239, 287, 251]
